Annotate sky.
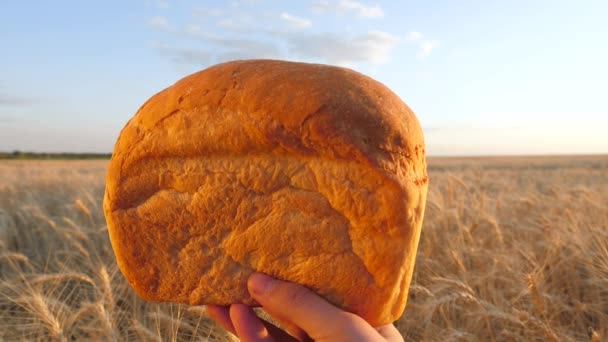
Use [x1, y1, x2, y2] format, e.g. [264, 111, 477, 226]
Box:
[1, 0, 607, 156]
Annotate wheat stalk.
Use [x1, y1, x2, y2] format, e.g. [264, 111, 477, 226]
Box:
[131, 318, 163, 342]
[30, 273, 96, 286]
[19, 292, 67, 342]
[97, 265, 115, 313]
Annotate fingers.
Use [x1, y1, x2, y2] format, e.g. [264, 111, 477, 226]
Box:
[207, 304, 300, 342]
[376, 324, 404, 342]
[247, 273, 371, 340]
[229, 304, 274, 342]
[260, 320, 303, 342]
[205, 305, 236, 335]
[264, 314, 312, 342]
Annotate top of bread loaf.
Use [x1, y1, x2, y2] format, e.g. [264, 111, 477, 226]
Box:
[104, 59, 428, 326]
[107, 59, 426, 205]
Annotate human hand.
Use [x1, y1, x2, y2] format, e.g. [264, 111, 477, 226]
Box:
[205, 273, 403, 342]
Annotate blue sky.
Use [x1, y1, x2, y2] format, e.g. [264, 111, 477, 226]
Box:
[1, 0, 607, 155]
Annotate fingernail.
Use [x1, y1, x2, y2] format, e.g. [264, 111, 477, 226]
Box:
[248, 272, 275, 296]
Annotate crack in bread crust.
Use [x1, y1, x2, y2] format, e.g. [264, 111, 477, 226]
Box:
[106, 154, 416, 312]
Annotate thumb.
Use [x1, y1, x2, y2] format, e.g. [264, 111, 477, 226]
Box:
[247, 273, 376, 340]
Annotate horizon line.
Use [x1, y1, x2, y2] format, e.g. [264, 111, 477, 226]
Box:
[1, 151, 607, 159]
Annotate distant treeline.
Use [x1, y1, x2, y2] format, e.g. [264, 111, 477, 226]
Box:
[0, 151, 111, 160]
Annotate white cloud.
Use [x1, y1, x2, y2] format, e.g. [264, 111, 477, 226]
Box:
[281, 30, 399, 65]
[407, 31, 423, 41]
[152, 24, 399, 68]
[406, 31, 439, 58]
[182, 25, 277, 52]
[312, 0, 384, 19]
[312, 0, 331, 12]
[280, 12, 312, 28]
[147, 3, 405, 67]
[338, 0, 383, 18]
[151, 21, 283, 67]
[146, 16, 171, 31]
[418, 40, 439, 58]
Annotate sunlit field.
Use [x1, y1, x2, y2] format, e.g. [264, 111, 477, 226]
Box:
[1, 157, 607, 341]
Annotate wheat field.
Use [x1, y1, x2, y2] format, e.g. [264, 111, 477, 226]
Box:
[1, 156, 606, 341]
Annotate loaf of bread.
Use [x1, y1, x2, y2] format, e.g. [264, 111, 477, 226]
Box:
[103, 59, 428, 325]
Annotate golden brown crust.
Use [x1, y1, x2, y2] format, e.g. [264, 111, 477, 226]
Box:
[103, 59, 428, 326]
